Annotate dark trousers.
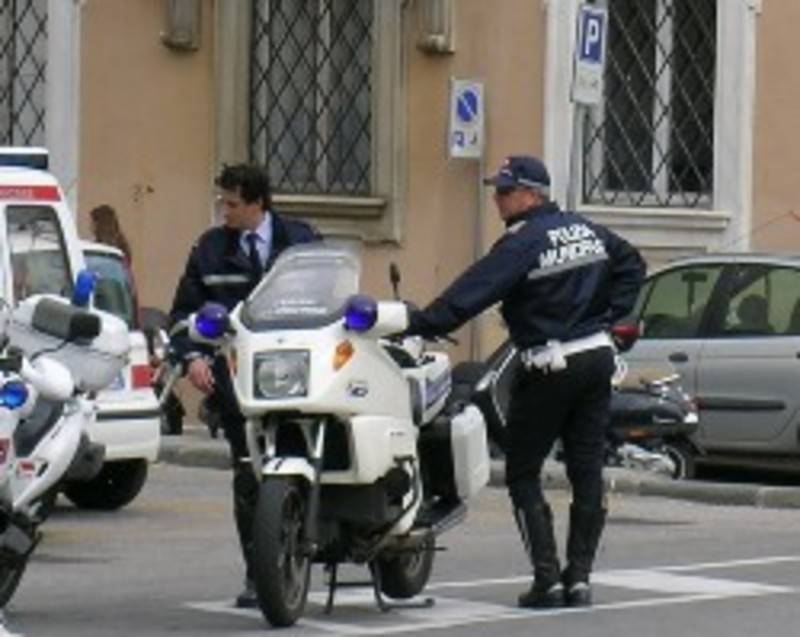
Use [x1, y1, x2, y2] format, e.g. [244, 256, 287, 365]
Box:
[209, 357, 259, 581]
[505, 346, 615, 513]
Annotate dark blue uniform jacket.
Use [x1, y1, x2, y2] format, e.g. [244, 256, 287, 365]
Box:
[407, 202, 645, 348]
[169, 212, 319, 357]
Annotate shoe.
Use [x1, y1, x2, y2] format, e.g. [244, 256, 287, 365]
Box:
[518, 581, 564, 609]
[235, 580, 258, 608]
[563, 580, 592, 607]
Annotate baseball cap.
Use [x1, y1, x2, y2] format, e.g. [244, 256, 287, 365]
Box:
[483, 155, 551, 192]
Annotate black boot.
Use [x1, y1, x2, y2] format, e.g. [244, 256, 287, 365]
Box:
[562, 504, 606, 607]
[235, 578, 258, 609]
[514, 503, 563, 609]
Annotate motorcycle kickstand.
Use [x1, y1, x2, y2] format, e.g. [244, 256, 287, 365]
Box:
[323, 562, 379, 614]
[322, 562, 392, 614]
[323, 561, 436, 614]
[323, 563, 339, 615]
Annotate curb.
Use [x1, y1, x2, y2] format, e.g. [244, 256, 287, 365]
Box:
[490, 459, 800, 509]
[158, 436, 800, 510]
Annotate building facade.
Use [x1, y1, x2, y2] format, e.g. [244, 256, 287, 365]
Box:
[2, 0, 791, 360]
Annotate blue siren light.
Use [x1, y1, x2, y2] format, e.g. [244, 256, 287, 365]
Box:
[344, 295, 378, 333]
[195, 302, 229, 339]
[0, 381, 28, 409]
[71, 269, 98, 307]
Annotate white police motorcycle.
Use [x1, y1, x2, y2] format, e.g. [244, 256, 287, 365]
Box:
[181, 244, 490, 627]
[0, 277, 129, 607]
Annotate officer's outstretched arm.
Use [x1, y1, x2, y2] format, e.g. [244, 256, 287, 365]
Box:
[407, 239, 533, 338]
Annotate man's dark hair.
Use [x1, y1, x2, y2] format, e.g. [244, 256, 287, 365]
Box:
[215, 163, 272, 210]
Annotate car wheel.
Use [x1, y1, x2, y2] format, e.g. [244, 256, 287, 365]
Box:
[63, 459, 149, 510]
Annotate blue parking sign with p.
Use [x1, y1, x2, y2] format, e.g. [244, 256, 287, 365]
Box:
[579, 8, 605, 63]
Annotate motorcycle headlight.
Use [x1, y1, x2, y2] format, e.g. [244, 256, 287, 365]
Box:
[254, 351, 310, 399]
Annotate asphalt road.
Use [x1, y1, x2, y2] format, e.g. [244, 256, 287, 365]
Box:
[2, 463, 799, 636]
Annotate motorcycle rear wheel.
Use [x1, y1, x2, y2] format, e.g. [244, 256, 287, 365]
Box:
[0, 557, 27, 608]
[375, 535, 435, 599]
[253, 477, 311, 627]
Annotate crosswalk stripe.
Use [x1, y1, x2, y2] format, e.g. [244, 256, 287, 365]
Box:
[186, 555, 800, 634]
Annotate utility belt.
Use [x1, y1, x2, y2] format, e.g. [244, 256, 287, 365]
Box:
[518, 332, 612, 373]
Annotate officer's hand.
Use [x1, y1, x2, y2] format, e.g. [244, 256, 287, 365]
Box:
[187, 357, 215, 395]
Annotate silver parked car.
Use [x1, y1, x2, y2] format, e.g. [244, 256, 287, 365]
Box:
[624, 253, 800, 471]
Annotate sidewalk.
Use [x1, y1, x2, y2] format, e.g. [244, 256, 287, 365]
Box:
[157, 425, 800, 510]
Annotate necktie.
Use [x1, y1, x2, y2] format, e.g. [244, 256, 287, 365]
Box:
[245, 233, 261, 275]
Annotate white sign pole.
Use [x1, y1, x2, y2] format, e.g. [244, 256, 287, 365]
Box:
[448, 78, 486, 359]
[567, 5, 608, 211]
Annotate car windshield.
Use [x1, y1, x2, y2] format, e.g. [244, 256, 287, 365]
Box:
[6, 205, 73, 302]
[84, 250, 137, 329]
[242, 243, 360, 330]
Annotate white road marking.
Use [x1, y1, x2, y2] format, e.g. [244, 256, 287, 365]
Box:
[593, 571, 791, 595]
[186, 555, 800, 635]
[658, 555, 800, 572]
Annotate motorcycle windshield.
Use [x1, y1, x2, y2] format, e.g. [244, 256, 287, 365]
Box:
[241, 243, 361, 330]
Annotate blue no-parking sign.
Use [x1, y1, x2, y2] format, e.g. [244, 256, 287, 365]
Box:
[449, 79, 484, 159]
[572, 5, 608, 105]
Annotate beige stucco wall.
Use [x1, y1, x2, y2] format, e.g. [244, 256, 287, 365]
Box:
[752, 3, 800, 252]
[77, 0, 546, 362]
[361, 0, 546, 360]
[79, 0, 215, 311]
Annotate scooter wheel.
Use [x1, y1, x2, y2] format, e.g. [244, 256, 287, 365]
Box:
[663, 441, 696, 480]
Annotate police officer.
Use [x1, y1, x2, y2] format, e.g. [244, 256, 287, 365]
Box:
[406, 155, 644, 608]
[169, 163, 319, 607]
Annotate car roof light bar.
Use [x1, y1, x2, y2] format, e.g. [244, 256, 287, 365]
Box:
[0, 147, 49, 170]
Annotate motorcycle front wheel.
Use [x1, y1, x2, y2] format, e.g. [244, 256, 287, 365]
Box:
[0, 556, 28, 608]
[375, 535, 435, 599]
[252, 477, 311, 627]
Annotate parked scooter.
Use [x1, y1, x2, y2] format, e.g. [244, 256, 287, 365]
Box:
[449, 326, 700, 479]
[0, 289, 129, 606]
[605, 356, 700, 478]
[172, 244, 490, 628]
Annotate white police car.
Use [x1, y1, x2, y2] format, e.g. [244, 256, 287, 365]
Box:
[76, 241, 160, 509]
[0, 148, 159, 509]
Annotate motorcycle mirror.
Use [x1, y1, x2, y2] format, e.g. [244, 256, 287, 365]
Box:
[389, 263, 401, 300]
[610, 321, 640, 353]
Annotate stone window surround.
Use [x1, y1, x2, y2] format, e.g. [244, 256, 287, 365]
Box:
[214, 1, 408, 244]
[542, 0, 762, 260]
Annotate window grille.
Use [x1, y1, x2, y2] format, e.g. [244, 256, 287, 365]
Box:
[250, 0, 373, 196]
[583, 0, 716, 208]
[0, 0, 47, 146]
